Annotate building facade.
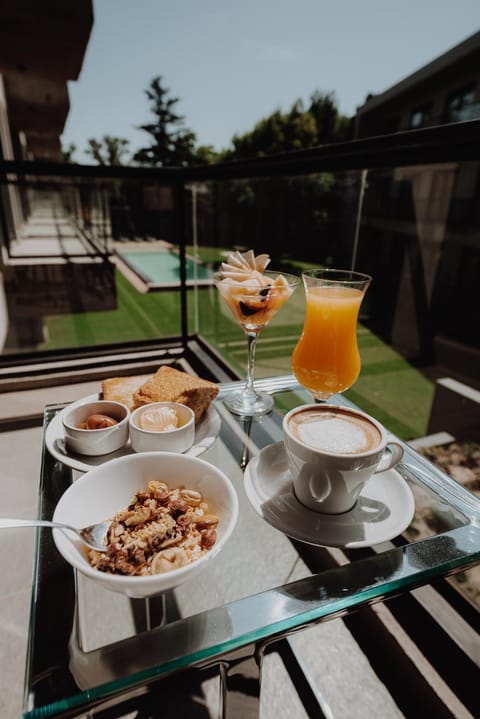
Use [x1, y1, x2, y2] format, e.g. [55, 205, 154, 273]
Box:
[353, 32, 480, 383]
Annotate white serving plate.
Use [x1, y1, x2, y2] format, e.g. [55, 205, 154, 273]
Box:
[46, 394, 221, 473]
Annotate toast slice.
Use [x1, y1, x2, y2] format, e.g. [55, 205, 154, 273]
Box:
[133, 366, 219, 422]
[102, 374, 152, 410]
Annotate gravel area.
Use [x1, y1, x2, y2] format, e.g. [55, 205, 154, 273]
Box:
[408, 441, 480, 608]
[419, 442, 480, 498]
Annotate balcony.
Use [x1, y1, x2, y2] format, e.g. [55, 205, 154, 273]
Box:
[1, 122, 479, 718]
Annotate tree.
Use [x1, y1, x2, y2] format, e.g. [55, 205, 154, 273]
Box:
[86, 135, 130, 165]
[61, 142, 77, 163]
[308, 91, 351, 143]
[133, 76, 197, 166]
[190, 144, 220, 165]
[225, 91, 352, 160]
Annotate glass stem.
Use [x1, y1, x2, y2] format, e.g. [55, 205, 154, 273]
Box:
[244, 331, 258, 398]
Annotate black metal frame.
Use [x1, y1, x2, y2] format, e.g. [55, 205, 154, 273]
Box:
[2, 120, 480, 181]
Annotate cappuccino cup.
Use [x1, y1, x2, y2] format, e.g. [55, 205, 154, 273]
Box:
[283, 404, 404, 514]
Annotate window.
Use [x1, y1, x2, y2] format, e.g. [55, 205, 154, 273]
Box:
[444, 85, 476, 123]
[409, 103, 432, 129]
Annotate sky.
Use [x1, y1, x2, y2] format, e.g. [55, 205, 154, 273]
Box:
[62, 0, 480, 162]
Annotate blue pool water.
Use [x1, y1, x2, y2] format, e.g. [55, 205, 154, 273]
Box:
[119, 250, 211, 284]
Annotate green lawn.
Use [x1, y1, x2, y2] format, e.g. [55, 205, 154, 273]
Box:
[40, 272, 184, 348]
[39, 253, 435, 441]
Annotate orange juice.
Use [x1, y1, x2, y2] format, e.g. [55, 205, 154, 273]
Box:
[292, 286, 364, 399]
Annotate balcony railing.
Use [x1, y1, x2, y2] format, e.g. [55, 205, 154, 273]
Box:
[1, 121, 479, 383]
[1, 120, 479, 374]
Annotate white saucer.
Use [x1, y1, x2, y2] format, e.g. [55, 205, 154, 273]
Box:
[45, 394, 221, 473]
[244, 442, 415, 549]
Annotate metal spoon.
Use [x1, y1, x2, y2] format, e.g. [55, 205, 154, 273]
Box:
[0, 518, 111, 552]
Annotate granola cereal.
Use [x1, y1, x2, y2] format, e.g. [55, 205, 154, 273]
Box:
[87, 480, 218, 575]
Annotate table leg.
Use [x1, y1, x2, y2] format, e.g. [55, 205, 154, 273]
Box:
[219, 645, 265, 719]
[131, 594, 168, 632]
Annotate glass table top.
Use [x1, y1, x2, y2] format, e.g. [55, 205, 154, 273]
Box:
[23, 375, 480, 718]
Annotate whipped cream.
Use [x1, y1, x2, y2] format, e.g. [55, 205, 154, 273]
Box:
[139, 407, 178, 432]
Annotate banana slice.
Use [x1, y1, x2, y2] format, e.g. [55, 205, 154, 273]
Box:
[229, 251, 252, 270]
[151, 547, 189, 574]
[243, 249, 256, 270]
[221, 250, 271, 280]
[220, 262, 244, 273]
[219, 250, 290, 293]
[273, 274, 289, 289]
[254, 254, 271, 272]
[220, 268, 253, 282]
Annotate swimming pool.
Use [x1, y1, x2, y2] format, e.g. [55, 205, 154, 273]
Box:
[118, 250, 212, 285]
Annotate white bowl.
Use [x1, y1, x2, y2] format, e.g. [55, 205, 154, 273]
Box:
[129, 402, 195, 453]
[62, 399, 130, 456]
[52, 452, 239, 598]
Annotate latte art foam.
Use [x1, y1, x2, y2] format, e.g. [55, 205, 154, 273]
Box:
[289, 409, 381, 454]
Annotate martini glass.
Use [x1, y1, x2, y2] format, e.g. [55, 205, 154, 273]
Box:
[292, 269, 371, 401]
[213, 269, 299, 416]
